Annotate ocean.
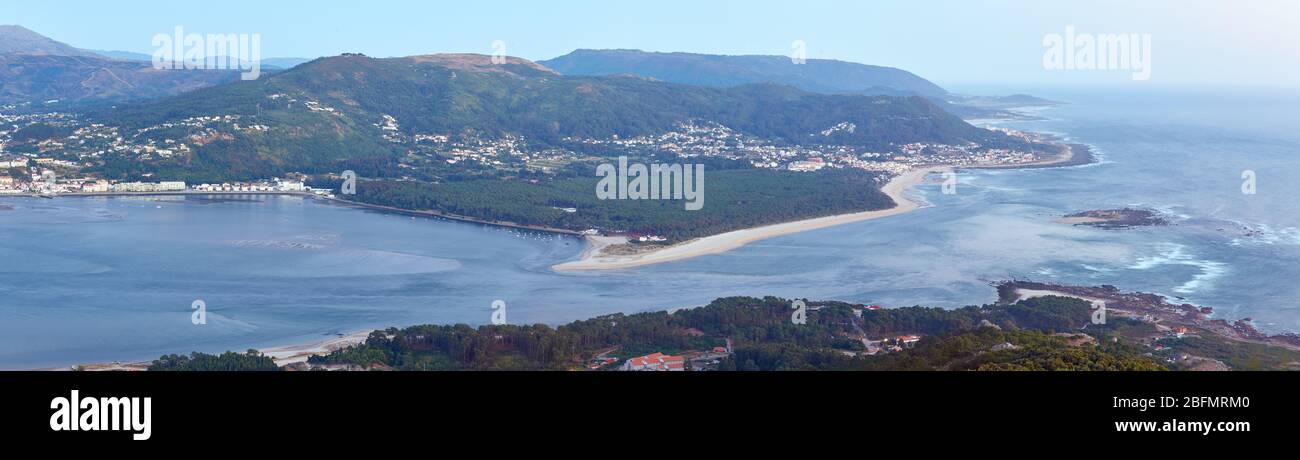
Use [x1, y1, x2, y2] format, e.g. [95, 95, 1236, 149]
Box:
[3, 86, 1298, 369]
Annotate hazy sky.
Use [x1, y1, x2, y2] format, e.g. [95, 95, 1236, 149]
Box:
[4, 0, 1297, 87]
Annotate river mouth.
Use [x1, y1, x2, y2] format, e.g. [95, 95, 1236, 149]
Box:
[5, 88, 1300, 369]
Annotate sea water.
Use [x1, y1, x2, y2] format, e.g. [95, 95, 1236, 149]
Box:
[3, 86, 1298, 368]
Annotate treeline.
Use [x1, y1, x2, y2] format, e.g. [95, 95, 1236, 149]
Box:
[147, 350, 279, 371]
[302, 294, 1164, 371]
[854, 296, 1095, 338]
[306, 296, 849, 370]
[852, 328, 1164, 371]
[719, 295, 1157, 371]
[143, 294, 1169, 371]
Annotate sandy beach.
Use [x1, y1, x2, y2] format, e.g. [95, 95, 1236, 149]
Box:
[1015, 288, 1109, 311]
[553, 165, 951, 271]
[554, 144, 1088, 271]
[258, 330, 374, 366]
[45, 330, 374, 371]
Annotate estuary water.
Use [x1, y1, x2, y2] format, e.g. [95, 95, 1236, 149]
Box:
[3, 86, 1299, 368]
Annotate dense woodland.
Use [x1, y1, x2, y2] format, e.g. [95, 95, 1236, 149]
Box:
[292, 295, 1166, 371]
[154, 291, 1300, 371]
[148, 350, 279, 371]
[336, 168, 894, 241]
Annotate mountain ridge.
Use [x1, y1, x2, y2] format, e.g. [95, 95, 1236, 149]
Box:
[539, 48, 950, 97]
[0, 25, 306, 105]
[0, 25, 102, 58]
[96, 52, 1014, 181]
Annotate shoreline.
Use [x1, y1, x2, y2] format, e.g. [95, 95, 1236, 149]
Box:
[0, 190, 317, 199]
[2, 143, 1094, 256]
[553, 165, 951, 271]
[555, 143, 1092, 271]
[37, 330, 375, 371]
[53, 276, 1300, 371]
[315, 195, 583, 235]
[1001, 280, 1300, 352]
[0, 190, 583, 235]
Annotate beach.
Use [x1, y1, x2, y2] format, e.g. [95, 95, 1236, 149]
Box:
[554, 144, 1089, 271]
[553, 165, 951, 271]
[44, 330, 374, 371]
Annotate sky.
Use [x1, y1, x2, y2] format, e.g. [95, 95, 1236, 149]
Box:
[3, 0, 1298, 88]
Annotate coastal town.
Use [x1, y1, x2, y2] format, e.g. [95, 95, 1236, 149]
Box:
[560, 120, 1057, 176]
[2, 99, 1063, 200]
[0, 172, 325, 197]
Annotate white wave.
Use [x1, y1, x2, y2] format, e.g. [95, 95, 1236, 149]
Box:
[1110, 203, 1188, 224]
[1225, 221, 1300, 247]
[203, 311, 260, 333]
[1128, 243, 1228, 294]
[1079, 264, 1114, 273]
[1072, 143, 1110, 168]
[244, 248, 463, 278]
[1174, 260, 1228, 294]
[230, 239, 326, 250]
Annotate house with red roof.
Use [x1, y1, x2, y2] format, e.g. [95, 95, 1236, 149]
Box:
[620, 352, 686, 371]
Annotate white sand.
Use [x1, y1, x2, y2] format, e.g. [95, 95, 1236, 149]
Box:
[45, 330, 375, 371]
[261, 330, 374, 366]
[553, 166, 950, 271]
[554, 143, 1083, 272]
[1014, 289, 1108, 310]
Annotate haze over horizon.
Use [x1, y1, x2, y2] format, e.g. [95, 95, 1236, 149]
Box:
[3, 0, 1298, 88]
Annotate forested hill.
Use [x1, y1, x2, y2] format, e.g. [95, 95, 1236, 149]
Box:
[0, 25, 244, 105]
[98, 53, 1014, 175]
[539, 49, 950, 97]
[148, 295, 1171, 371]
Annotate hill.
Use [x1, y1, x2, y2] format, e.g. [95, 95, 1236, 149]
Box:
[538, 49, 1061, 119]
[0, 25, 101, 58]
[85, 49, 314, 71]
[0, 25, 244, 105]
[0, 53, 242, 105]
[539, 49, 949, 97]
[150, 294, 1172, 371]
[74, 53, 1040, 241]
[99, 52, 1015, 178]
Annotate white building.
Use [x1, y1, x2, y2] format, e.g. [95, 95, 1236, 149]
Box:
[620, 352, 685, 371]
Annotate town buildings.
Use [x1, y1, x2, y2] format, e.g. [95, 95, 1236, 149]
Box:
[620, 352, 686, 371]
